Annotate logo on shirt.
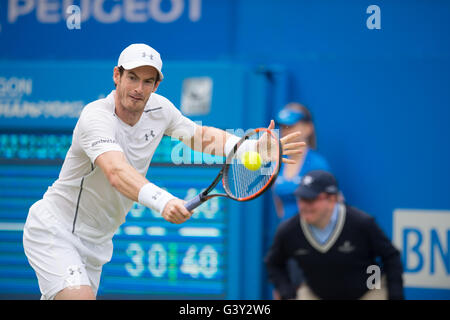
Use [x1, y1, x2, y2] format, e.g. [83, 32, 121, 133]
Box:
[145, 130, 156, 141]
[294, 248, 309, 256]
[338, 241, 355, 253]
[91, 138, 117, 147]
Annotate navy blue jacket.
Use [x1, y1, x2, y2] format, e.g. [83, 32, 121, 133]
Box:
[264, 204, 404, 300]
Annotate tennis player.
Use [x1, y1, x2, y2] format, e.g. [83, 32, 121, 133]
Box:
[22, 43, 305, 300]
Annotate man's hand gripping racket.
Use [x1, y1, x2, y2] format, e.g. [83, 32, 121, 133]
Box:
[185, 120, 305, 211]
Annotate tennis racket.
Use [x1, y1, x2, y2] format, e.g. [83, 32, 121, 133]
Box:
[185, 128, 282, 211]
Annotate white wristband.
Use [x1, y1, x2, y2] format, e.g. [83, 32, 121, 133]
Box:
[224, 135, 257, 158]
[138, 183, 176, 214]
[224, 135, 240, 157]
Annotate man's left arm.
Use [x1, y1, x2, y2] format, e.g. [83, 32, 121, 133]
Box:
[181, 122, 305, 161]
[181, 125, 230, 157]
[366, 217, 404, 300]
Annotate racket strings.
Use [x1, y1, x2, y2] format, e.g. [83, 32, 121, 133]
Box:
[226, 131, 279, 200]
[228, 159, 275, 198]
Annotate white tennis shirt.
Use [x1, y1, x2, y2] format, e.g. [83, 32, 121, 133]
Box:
[43, 90, 197, 244]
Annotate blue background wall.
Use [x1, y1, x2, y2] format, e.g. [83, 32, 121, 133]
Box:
[0, 0, 449, 299]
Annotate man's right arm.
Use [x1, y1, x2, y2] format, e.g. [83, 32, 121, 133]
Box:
[95, 151, 147, 201]
[95, 150, 191, 224]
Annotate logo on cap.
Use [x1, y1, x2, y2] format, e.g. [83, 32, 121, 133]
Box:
[142, 52, 153, 60]
[278, 109, 289, 120]
[303, 175, 313, 186]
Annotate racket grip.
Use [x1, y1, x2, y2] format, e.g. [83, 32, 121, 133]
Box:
[185, 194, 204, 211]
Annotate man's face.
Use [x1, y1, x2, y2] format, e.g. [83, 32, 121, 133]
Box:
[297, 193, 335, 226]
[113, 65, 160, 114]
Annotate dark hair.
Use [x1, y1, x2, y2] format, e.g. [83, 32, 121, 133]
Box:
[118, 66, 125, 76]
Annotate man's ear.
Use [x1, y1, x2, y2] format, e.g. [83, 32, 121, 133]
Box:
[113, 67, 121, 86]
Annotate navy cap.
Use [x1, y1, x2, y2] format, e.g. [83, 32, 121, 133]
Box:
[275, 107, 311, 126]
[294, 170, 339, 199]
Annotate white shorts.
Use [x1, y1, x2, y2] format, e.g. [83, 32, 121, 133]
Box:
[23, 200, 113, 300]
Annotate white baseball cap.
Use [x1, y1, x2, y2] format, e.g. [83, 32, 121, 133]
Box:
[117, 43, 164, 80]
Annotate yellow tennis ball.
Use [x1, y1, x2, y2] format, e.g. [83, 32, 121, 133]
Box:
[241, 151, 262, 171]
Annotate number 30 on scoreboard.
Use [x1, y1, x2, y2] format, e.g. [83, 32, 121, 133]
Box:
[125, 242, 219, 280]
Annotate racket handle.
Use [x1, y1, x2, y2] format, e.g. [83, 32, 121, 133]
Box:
[185, 194, 204, 211]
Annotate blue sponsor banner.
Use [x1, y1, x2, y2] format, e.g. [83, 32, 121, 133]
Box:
[394, 210, 450, 299]
[0, 61, 113, 130]
[0, 0, 233, 61]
